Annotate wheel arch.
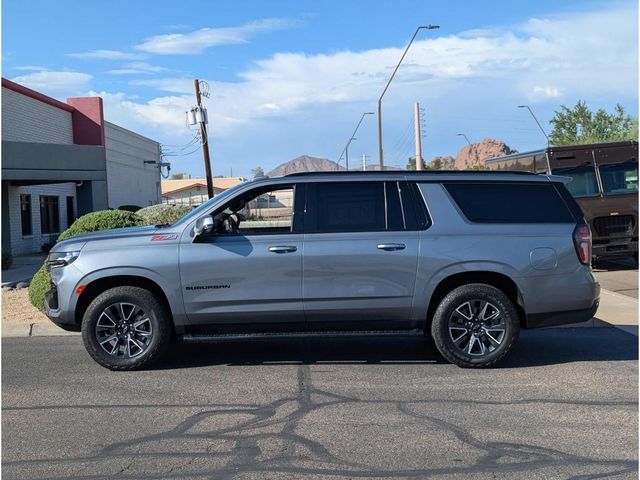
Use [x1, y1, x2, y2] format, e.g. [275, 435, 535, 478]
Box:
[425, 271, 527, 329]
[74, 275, 176, 334]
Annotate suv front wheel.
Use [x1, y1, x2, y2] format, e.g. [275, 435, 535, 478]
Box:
[81, 286, 172, 370]
[431, 283, 520, 368]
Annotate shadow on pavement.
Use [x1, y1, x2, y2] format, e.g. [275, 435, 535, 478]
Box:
[155, 327, 638, 370]
[592, 256, 637, 272]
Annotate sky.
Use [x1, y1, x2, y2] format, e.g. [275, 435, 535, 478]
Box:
[3, 0, 638, 177]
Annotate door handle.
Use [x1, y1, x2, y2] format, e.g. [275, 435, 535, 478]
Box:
[377, 243, 406, 251]
[269, 245, 297, 253]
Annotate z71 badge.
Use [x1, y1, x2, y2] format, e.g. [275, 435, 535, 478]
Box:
[151, 234, 178, 241]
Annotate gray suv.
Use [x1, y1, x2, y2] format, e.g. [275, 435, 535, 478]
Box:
[44, 171, 600, 369]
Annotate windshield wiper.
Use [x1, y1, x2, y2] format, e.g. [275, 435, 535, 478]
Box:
[155, 223, 171, 228]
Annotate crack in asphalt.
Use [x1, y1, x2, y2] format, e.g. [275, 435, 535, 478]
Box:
[3, 358, 637, 479]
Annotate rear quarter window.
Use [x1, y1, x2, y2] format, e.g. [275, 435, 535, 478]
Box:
[443, 182, 575, 223]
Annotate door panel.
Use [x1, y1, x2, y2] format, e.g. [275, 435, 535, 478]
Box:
[303, 230, 419, 325]
[180, 233, 303, 325]
[179, 183, 304, 328]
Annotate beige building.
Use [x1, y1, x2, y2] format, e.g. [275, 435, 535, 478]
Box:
[161, 177, 246, 207]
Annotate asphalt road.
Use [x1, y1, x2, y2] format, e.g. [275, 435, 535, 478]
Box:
[2, 329, 638, 479]
[593, 257, 638, 299]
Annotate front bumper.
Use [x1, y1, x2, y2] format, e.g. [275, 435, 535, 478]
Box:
[592, 237, 637, 258]
[45, 285, 81, 332]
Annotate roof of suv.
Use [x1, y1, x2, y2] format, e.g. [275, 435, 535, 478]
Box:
[259, 170, 567, 184]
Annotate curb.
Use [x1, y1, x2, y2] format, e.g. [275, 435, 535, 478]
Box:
[2, 323, 79, 338]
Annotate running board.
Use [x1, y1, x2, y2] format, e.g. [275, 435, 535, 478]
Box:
[179, 329, 424, 343]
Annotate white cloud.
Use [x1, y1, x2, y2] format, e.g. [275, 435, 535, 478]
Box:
[134, 18, 298, 55]
[13, 65, 47, 71]
[107, 62, 168, 75]
[68, 49, 142, 60]
[531, 85, 562, 99]
[90, 3, 637, 174]
[11, 70, 93, 97]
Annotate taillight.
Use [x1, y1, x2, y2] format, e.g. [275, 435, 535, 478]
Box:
[573, 223, 592, 265]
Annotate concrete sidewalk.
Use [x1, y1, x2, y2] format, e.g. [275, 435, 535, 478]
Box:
[594, 289, 639, 336]
[1, 254, 45, 286]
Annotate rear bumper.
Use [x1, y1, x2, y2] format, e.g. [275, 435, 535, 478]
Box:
[525, 299, 599, 329]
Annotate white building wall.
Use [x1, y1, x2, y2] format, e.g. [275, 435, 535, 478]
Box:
[104, 121, 161, 208]
[7, 183, 77, 256]
[1, 87, 74, 144]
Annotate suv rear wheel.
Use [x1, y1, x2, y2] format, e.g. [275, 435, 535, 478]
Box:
[431, 283, 519, 368]
[81, 286, 172, 370]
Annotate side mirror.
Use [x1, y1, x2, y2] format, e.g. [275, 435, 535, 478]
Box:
[194, 215, 215, 236]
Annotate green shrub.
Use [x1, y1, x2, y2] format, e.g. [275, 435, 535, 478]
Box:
[29, 264, 50, 312]
[117, 204, 142, 212]
[137, 204, 190, 226]
[28, 209, 142, 311]
[57, 210, 142, 242]
[1, 250, 13, 270]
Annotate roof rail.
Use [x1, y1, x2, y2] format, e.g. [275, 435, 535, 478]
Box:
[284, 170, 540, 177]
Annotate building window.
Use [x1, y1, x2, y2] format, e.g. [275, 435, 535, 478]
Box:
[66, 196, 75, 227]
[40, 196, 60, 234]
[20, 194, 32, 236]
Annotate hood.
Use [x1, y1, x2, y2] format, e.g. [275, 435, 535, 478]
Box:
[51, 225, 171, 252]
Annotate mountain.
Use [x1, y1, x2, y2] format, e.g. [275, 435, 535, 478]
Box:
[425, 138, 516, 170]
[267, 155, 345, 176]
[452, 138, 516, 170]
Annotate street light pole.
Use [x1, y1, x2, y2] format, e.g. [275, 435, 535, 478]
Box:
[518, 105, 550, 147]
[338, 112, 375, 170]
[456, 133, 471, 146]
[377, 24, 440, 170]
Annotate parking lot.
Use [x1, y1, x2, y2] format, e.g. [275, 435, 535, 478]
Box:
[2, 308, 638, 479]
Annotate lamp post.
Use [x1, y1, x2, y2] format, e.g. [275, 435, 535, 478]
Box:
[338, 112, 375, 170]
[456, 133, 471, 146]
[518, 105, 550, 147]
[377, 24, 440, 170]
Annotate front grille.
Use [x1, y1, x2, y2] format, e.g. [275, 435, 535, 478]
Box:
[592, 215, 635, 237]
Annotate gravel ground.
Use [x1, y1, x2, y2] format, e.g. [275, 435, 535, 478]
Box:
[1, 289, 48, 325]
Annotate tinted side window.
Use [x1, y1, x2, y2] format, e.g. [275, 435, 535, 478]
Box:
[305, 182, 386, 233]
[443, 182, 574, 223]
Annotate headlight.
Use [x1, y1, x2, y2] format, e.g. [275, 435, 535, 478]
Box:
[47, 251, 80, 270]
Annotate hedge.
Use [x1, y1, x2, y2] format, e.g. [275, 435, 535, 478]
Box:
[117, 204, 142, 212]
[137, 204, 190, 226]
[58, 210, 141, 241]
[28, 210, 143, 312]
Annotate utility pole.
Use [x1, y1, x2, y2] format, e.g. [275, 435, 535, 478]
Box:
[414, 102, 423, 171]
[194, 79, 214, 199]
[362, 153, 368, 171]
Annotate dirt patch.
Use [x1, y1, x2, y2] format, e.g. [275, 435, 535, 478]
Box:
[2, 289, 49, 325]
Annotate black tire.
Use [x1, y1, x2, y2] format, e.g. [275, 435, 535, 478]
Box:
[430, 283, 519, 368]
[81, 286, 172, 370]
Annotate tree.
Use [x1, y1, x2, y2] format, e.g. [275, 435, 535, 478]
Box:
[251, 166, 265, 178]
[170, 172, 190, 180]
[549, 100, 638, 146]
[406, 157, 425, 171]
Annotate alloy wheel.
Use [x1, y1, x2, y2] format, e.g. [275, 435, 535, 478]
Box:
[448, 299, 506, 356]
[95, 303, 153, 358]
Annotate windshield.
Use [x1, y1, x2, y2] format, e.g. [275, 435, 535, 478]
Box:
[599, 162, 638, 195]
[551, 165, 599, 198]
[171, 182, 248, 226]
